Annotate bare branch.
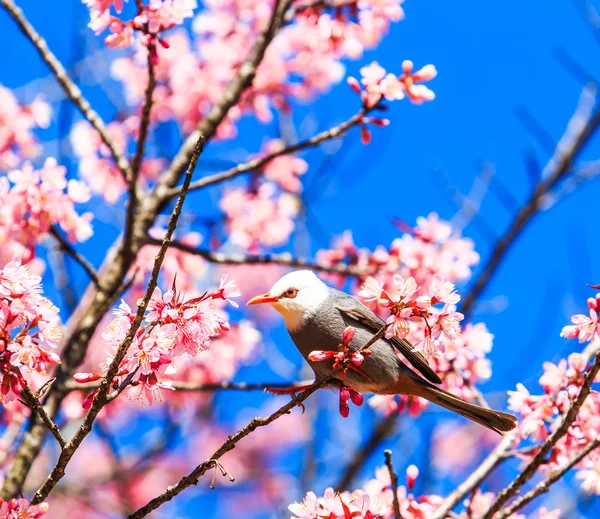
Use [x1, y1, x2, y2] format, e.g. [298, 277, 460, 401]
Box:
[145, 236, 371, 278]
[494, 436, 600, 519]
[163, 107, 368, 200]
[461, 88, 600, 317]
[284, 0, 357, 22]
[0, 0, 132, 183]
[384, 450, 402, 519]
[479, 353, 600, 519]
[124, 42, 157, 256]
[29, 134, 206, 505]
[20, 386, 66, 450]
[49, 227, 99, 288]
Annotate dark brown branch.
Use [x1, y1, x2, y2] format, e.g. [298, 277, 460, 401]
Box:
[384, 450, 402, 519]
[49, 227, 99, 288]
[0, 0, 132, 183]
[29, 134, 206, 505]
[65, 379, 311, 393]
[124, 42, 157, 256]
[20, 386, 66, 449]
[163, 107, 368, 200]
[494, 436, 600, 519]
[461, 89, 600, 317]
[145, 236, 371, 278]
[479, 353, 600, 519]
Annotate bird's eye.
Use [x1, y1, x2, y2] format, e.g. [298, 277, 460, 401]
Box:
[285, 288, 298, 299]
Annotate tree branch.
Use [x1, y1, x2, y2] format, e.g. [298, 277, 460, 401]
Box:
[19, 386, 66, 450]
[163, 107, 368, 200]
[0, 0, 132, 183]
[461, 87, 600, 317]
[494, 436, 600, 519]
[145, 236, 370, 277]
[384, 450, 402, 519]
[29, 134, 206, 505]
[479, 353, 600, 519]
[49, 227, 99, 288]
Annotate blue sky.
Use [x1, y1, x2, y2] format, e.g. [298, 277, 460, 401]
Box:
[1, 0, 600, 517]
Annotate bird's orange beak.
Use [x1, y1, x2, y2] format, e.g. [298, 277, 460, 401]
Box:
[246, 293, 279, 306]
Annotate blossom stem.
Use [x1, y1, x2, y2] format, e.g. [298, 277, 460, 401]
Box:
[49, 227, 99, 288]
[19, 386, 66, 450]
[145, 236, 371, 278]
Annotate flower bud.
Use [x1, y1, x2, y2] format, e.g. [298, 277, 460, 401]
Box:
[339, 386, 350, 403]
[347, 76, 361, 94]
[349, 388, 363, 406]
[342, 326, 355, 345]
[73, 372, 102, 383]
[308, 350, 334, 362]
[406, 464, 419, 490]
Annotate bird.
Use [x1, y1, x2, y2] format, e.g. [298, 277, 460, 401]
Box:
[247, 270, 517, 434]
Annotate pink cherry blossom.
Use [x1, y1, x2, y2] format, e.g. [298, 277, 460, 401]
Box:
[0, 498, 48, 519]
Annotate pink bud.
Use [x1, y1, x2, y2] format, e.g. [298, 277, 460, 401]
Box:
[588, 298, 597, 311]
[73, 373, 102, 383]
[412, 65, 438, 82]
[350, 352, 364, 366]
[349, 388, 363, 406]
[339, 403, 350, 418]
[347, 76, 361, 94]
[308, 350, 334, 362]
[10, 376, 23, 395]
[406, 464, 419, 490]
[82, 390, 99, 409]
[360, 125, 372, 145]
[339, 386, 350, 403]
[342, 326, 355, 345]
[364, 117, 390, 127]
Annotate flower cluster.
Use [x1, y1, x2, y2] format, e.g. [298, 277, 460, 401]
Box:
[316, 214, 489, 410]
[289, 462, 560, 519]
[85, 0, 197, 58]
[0, 498, 48, 519]
[220, 182, 299, 250]
[359, 274, 463, 359]
[506, 292, 600, 494]
[74, 275, 240, 406]
[0, 159, 93, 263]
[0, 258, 62, 404]
[0, 84, 51, 170]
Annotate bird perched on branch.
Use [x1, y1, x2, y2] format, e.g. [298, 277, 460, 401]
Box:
[247, 270, 517, 434]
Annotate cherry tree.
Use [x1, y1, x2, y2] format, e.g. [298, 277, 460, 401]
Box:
[0, 0, 598, 518]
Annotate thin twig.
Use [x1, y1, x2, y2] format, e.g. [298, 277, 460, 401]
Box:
[478, 353, 600, 519]
[163, 108, 368, 200]
[0, 0, 132, 183]
[49, 227, 100, 287]
[29, 134, 206, 505]
[20, 386, 66, 449]
[384, 450, 402, 519]
[284, 0, 357, 22]
[124, 41, 157, 256]
[494, 436, 600, 519]
[145, 236, 371, 278]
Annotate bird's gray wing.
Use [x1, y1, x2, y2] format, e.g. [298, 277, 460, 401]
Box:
[335, 300, 442, 385]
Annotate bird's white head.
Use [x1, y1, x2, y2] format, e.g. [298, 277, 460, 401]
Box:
[246, 270, 330, 331]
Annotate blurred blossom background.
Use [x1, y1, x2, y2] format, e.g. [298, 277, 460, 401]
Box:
[1, 1, 599, 518]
